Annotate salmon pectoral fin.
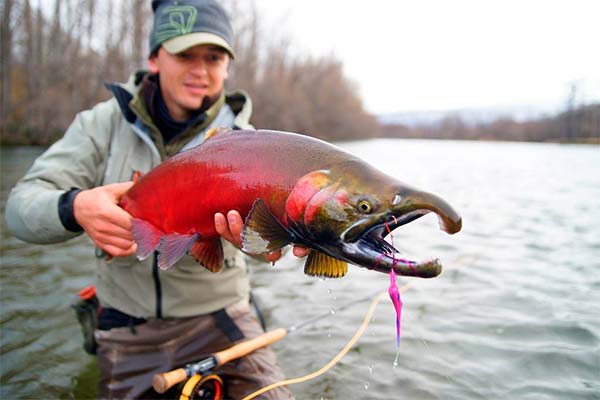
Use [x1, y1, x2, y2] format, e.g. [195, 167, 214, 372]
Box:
[304, 251, 348, 278]
[157, 233, 200, 270]
[188, 237, 224, 272]
[132, 218, 161, 260]
[242, 198, 292, 254]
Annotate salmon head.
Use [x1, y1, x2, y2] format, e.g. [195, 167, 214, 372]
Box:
[241, 159, 462, 279]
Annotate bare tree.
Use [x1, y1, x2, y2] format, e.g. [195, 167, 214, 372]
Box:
[226, 0, 260, 94]
[2, 0, 380, 144]
[564, 81, 578, 140]
[131, 0, 148, 69]
[1, 0, 14, 136]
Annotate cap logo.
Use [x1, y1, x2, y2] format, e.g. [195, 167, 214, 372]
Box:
[155, 5, 198, 43]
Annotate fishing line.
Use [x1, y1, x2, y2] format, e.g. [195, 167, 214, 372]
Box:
[241, 254, 476, 400]
[241, 290, 391, 400]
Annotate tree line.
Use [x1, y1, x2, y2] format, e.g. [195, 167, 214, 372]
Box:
[1, 1, 597, 146]
[0, 0, 380, 145]
[381, 102, 600, 144]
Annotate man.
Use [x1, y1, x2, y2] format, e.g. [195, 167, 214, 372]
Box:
[5, 0, 304, 398]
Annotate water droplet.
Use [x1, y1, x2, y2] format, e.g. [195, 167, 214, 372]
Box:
[327, 332, 331, 338]
[330, 307, 336, 314]
[393, 351, 401, 368]
[368, 364, 375, 375]
[327, 288, 332, 294]
[364, 382, 369, 390]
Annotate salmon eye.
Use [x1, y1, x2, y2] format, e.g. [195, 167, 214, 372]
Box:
[358, 200, 373, 214]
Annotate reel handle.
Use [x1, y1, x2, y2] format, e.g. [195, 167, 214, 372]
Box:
[152, 328, 288, 394]
[152, 367, 187, 394]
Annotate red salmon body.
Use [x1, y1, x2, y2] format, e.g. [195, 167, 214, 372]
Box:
[120, 129, 356, 236]
[119, 129, 462, 278]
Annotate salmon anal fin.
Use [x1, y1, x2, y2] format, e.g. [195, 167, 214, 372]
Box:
[188, 237, 224, 272]
[242, 199, 292, 254]
[132, 218, 161, 260]
[157, 233, 199, 270]
[304, 251, 348, 278]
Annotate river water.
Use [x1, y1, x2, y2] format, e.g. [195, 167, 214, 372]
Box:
[1, 139, 599, 399]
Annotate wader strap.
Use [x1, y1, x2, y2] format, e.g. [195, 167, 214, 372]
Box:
[211, 309, 245, 342]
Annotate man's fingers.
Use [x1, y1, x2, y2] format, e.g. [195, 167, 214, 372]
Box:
[214, 213, 230, 237]
[226, 210, 243, 237]
[97, 235, 136, 252]
[215, 211, 243, 248]
[106, 181, 135, 197]
[103, 206, 134, 232]
[293, 246, 310, 258]
[264, 250, 282, 263]
[103, 242, 137, 258]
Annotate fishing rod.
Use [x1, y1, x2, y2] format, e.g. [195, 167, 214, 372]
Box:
[152, 289, 383, 395]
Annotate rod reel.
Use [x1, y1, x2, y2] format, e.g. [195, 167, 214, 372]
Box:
[179, 373, 224, 400]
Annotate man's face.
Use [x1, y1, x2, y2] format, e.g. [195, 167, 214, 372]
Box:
[148, 44, 230, 121]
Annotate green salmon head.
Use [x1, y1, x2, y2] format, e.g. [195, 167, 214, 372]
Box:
[283, 161, 462, 278]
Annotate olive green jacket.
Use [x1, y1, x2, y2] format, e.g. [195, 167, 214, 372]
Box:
[5, 71, 254, 318]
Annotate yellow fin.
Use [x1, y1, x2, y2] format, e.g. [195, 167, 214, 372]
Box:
[304, 251, 348, 278]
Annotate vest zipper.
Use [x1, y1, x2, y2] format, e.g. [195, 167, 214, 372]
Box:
[152, 253, 163, 318]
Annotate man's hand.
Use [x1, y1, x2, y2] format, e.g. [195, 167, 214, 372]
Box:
[73, 182, 136, 257]
[215, 210, 310, 262]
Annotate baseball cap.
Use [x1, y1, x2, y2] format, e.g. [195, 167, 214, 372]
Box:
[150, 0, 235, 58]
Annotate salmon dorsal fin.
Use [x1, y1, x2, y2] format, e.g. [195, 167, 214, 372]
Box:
[132, 218, 161, 260]
[157, 233, 199, 270]
[205, 127, 228, 141]
[304, 251, 348, 278]
[131, 170, 144, 183]
[189, 237, 224, 272]
[242, 199, 292, 254]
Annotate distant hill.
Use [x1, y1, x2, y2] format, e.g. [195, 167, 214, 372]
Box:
[378, 105, 559, 128]
[379, 103, 600, 144]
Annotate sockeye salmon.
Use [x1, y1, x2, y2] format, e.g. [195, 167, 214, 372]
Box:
[119, 129, 462, 278]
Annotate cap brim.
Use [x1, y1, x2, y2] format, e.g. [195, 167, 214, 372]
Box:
[162, 32, 235, 59]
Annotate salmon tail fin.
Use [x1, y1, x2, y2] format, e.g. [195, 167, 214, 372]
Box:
[157, 233, 199, 270]
[304, 251, 348, 278]
[188, 237, 224, 272]
[132, 218, 161, 260]
[242, 199, 292, 254]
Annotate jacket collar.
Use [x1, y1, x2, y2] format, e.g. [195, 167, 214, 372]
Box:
[105, 70, 252, 130]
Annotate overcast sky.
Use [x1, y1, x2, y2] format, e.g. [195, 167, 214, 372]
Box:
[255, 0, 600, 115]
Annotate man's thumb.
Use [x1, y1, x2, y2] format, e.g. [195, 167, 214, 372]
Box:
[107, 181, 135, 197]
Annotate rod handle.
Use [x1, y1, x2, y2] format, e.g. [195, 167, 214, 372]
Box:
[215, 328, 288, 367]
[152, 367, 188, 394]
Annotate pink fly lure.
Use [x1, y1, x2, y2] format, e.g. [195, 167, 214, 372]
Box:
[389, 263, 403, 348]
[385, 219, 403, 349]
